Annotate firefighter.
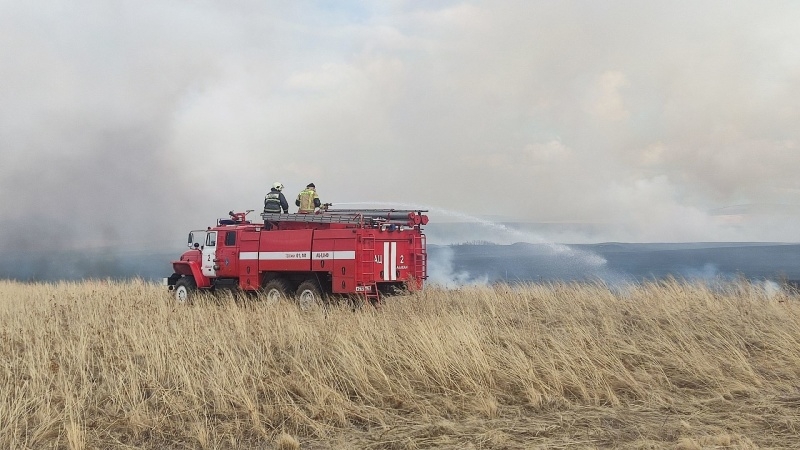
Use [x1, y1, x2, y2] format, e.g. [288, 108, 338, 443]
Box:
[296, 182, 321, 213]
[264, 182, 289, 214]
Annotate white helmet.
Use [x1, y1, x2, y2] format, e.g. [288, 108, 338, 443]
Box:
[272, 182, 284, 191]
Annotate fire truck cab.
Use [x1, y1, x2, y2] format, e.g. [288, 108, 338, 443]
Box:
[165, 208, 428, 306]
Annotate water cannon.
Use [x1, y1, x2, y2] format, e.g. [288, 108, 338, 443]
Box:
[219, 210, 254, 225]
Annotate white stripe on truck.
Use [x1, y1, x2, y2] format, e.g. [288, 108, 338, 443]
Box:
[382, 242, 398, 281]
[383, 242, 389, 280]
[240, 251, 355, 260]
[313, 251, 355, 260]
[390, 241, 397, 281]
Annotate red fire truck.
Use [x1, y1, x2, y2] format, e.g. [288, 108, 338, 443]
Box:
[165, 207, 428, 307]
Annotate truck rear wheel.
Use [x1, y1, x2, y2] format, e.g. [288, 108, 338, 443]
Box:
[174, 277, 196, 305]
[296, 280, 323, 311]
[263, 278, 291, 304]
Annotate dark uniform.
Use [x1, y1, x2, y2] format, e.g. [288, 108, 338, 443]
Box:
[264, 188, 289, 213]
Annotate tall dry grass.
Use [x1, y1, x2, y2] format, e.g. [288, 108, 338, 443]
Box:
[1, 279, 800, 449]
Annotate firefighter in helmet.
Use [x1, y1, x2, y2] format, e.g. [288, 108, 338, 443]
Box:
[264, 182, 289, 214]
[296, 183, 321, 213]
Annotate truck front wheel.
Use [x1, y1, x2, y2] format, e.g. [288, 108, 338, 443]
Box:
[296, 280, 323, 311]
[174, 277, 197, 305]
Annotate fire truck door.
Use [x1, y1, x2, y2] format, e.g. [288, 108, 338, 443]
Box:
[376, 239, 412, 281]
[215, 230, 238, 277]
[333, 239, 356, 293]
[202, 231, 217, 277]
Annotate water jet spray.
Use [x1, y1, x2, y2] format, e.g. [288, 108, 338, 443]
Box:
[336, 202, 629, 287]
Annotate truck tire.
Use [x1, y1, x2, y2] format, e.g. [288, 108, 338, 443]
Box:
[296, 280, 323, 311]
[262, 278, 291, 304]
[174, 277, 196, 305]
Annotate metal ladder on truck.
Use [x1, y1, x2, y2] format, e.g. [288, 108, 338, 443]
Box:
[358, 235, 381, 306]
[413, 233, 427, 286]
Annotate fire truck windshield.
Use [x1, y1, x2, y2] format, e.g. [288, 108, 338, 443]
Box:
[187, 230, 207, 249]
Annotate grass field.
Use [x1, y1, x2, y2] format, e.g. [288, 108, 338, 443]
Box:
[1, 279, 800, 449]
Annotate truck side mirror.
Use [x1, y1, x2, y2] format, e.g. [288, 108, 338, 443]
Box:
[187, 232, 194, 248]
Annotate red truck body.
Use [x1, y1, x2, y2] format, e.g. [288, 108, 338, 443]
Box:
[165, 209, 428, 303]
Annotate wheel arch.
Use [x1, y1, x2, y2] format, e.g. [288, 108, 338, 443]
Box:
[173, 261, 212, 288]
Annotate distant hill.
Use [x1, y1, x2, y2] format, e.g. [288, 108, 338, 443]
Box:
[428, 242, 800, 285]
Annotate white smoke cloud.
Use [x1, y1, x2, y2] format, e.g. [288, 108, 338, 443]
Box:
[3, 0, 800, 249]
[426, 246, 487, 288]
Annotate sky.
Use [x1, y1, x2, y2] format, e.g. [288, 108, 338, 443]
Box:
[3, 0, 800, 251]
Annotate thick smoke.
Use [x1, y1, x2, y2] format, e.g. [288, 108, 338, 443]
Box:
[4, 2, 800, 281]
[0, 3, 222, 278]
[0, 123, 189, 279]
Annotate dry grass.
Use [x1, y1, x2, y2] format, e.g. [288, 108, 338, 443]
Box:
[1, 279, 800, 449]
